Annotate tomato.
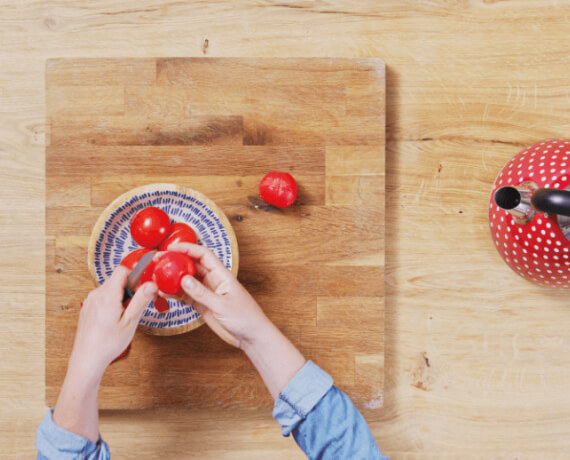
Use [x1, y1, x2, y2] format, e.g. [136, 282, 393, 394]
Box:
[130, 207, 171, 248]
[159, 222, 198, 251]
[120, 257, 169, 312]
[120, 248, 157, 292]
[259, 172, 297, 208]
[152, 251, 196, 296]
[170, 222, 194, 234]
[154, 297, 170, 313]
[137, 259, 156, 288]
[120, 248, 152, 270]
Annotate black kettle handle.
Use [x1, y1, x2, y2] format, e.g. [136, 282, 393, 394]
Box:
[531, 188, 570, 217]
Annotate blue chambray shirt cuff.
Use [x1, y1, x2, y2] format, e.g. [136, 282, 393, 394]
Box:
[272, 360, 334, 437]
[36, 409, 106, 459]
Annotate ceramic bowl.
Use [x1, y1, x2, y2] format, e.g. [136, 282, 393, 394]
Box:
[88, 183, 239, 336]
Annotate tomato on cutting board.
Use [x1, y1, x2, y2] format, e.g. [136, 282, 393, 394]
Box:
[130, 207, 171, 248]
[153, 251, 196, 296]
[259, 172, 298, 208]
[159, 222, 198, 251]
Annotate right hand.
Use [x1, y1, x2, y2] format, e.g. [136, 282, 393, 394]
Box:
[166, 243, 272, 349]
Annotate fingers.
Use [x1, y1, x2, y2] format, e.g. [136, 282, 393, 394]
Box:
[194, 260, 209, 279]
[168, 243, 228, 273]
[157, 290, 179, 300]
[120, 282, 158, 327]
[202, 270, 230, 294]
[105, 265, 131, 293]
[180, 275, 221, 313]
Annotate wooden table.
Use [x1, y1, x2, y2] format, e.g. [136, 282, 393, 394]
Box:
[2, 1, 570, 458]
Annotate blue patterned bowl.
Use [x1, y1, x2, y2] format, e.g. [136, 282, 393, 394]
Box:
[87, 183, 239, 336]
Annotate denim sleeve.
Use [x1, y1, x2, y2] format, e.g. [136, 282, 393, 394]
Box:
[36, 409, 110, 460]
[272, 361, 388, 460]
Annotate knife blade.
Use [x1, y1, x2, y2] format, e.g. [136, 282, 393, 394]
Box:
[122, 250, 156, 303]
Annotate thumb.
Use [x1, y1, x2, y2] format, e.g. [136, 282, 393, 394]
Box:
[121, 282, 158, 327]
[181, 275, 220, 311]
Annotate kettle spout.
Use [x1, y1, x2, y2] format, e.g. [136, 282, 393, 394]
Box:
[494, 184, 536, 224]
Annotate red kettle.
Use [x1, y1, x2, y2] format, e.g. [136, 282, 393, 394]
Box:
[490, 139, 570, 288]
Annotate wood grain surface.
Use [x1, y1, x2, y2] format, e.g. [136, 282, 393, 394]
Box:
[45, 57, 386, 409]
[2, 1, 570, 458]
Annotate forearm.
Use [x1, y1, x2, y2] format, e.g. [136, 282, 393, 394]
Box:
[243, 320, 306, 399]
[53, 355, 103, 443]
[292, 386, 387, 459]
[270, 361, 388, 459]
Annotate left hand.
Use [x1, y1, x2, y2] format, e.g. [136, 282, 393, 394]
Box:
[68, 265, 158, 382]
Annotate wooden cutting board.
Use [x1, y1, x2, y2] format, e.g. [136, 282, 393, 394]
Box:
[45, 58, 385, 410]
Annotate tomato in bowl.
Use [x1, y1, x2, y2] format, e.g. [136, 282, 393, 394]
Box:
[88, 183, 239, 336]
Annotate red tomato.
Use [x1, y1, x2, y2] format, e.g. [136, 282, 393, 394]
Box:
[259, 172, 297, 208]
[154, 297, 170, 313]
[170, 222, 194, 234]
[152, 251, 196, 296]
[120, 248, 152, 270]
[120, 262, 169, 314]
[130, 207, 171, 248]
[136, 259, 156, 288]
[159, 222, 198, 251]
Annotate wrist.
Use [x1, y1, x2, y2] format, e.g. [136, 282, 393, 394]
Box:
[242, 320, 306, 399]
[241, 317, 279, 355]
[54, 354, 102, 443]
[67, 350, 106, 389]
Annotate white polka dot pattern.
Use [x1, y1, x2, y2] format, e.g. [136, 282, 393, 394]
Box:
[489, 139, 570, 288]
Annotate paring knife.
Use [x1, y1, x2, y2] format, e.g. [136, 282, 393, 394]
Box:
[122, 250, 156, 303]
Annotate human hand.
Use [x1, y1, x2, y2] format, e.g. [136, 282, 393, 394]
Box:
[68, 266, 158, 383]
[160, 243, 305, 399]
[164, 243, 273, 350]
[52, 267, 157, 442]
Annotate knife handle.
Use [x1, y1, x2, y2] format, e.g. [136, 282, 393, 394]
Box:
[122, 287, 134, 304]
